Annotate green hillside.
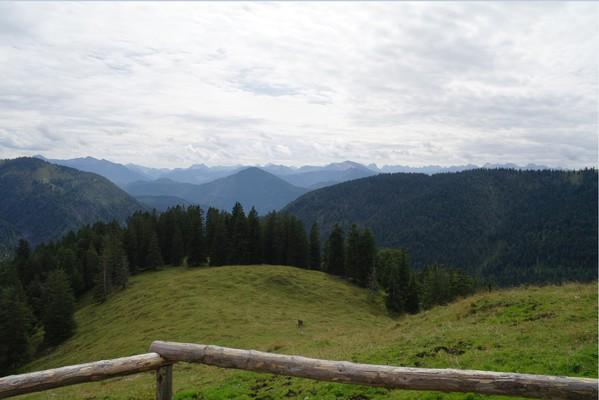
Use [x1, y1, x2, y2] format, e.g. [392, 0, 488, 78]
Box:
[17, 265, 597, 400]
[0, 157, 144, 250]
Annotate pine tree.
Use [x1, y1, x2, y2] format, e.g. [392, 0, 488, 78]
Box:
[56, 248, 83, 296]
[405, 274, 420, 314]
[262, 212, 278, 264]
[145, 229, 164, 270]
[170, 225, 185, 266]
[25, 276, 45, 321]
[83, 245, 99, 290]
[14, 239, 31, 287]
[122, 227, 138, 274]
[345, 224, 361, 280]
[187, 206, 205, 267]
[288, 217, 309, 268]
[94, 245, 112, 303]
[205, 207, 220, 256]
[43, 268, 76, 346]
[247, 207, 262, 264]
[228, 202, 249, 264]
[113, 255, 129, 290]
[356, 228, 376, 287]
[325, 224, 345, 275]
[419, 265, 449, 310]
[367, 265, 380, 303]
[309, 223, 321, 270]
[380, 249, 410, 313]
[93, 270, 107, 304]
[0, 285, 33, 375]
[210, 212, 229, 266]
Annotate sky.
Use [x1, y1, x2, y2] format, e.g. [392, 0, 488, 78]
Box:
[0, 2, 597, 168]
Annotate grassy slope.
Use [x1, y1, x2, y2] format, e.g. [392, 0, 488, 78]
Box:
[17, 265, 597, 400]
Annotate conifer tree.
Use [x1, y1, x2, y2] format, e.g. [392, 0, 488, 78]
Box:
[262, 211, 278, 264]
[380, 249, 410, 313]
[405, 274, 420, 314]
[345, 224, 361, 280]
[309, 223, 321, 270]
[367, 265, 380, 303]
[205, 207, 220, 261]
[210, 212, 229, 266]
[83, 245, 99, 290]
[325, 224, 345, 275]
[122, 227, 138, 274]
[94, 245, 113, 303]
[25, 276, 45, 321]
[14, 239, 31, 287]
[356, 228, 376, 287]
[170, 225, 185, 266]
[56, 248, 83, 296]
[113, 255, 129, 290]
[0, 285, 33, 375]
[93, 271, 107, 304]
[145, 230, 163, 270]
[228, 202, 249, 264]
[43, 268, 75, 346]
[247, 207, 262, 264]
[187, 206, 205, 267]
[288, 217, 309, 268]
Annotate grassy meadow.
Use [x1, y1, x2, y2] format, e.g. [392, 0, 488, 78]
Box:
[15, 265, 598, 400]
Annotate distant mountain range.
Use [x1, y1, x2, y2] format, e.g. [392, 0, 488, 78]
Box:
[30, 154, 557, 221]
[284, 168, 598, 285]
[0, 158, 144, 257]
[2, 156, 594, 288]
[126, 167, 307, 214]
[35, 155, 147, 186]
[35, 154, 552, 189]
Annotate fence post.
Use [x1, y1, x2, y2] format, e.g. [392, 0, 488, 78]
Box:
[155, 364, 172, 400]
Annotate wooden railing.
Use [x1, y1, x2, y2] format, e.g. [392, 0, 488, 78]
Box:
[0, 341, 597, 400]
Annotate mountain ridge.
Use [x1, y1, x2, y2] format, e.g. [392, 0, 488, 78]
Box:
[125, 167, 307, 213]
[35, 154, 554, 189]
[0, 157, 144, 253]
[284, 168, 598, 285]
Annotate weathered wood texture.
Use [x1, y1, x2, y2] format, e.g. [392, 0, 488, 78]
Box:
[156, 364, 173, 400]
[150, 341, 598, 400]
[0, 353, 168, 399]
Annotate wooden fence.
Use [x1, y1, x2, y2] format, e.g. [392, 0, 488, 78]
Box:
[0, 341, 596, 400]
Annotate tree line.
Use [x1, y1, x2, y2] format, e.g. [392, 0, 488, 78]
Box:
[322, 224, 476, 315]
[0, 203, 476, 375]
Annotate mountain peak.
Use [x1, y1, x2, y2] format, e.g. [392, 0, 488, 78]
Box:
[325, 160, 369, 171]
[238, 166, 268, 175]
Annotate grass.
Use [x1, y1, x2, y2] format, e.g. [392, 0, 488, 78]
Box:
[14, 265, 598, 400]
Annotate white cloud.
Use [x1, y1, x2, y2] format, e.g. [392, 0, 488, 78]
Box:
[0, 1, 596, 168]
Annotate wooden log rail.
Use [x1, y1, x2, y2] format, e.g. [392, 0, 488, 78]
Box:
[0, 353, 170, 399]
[0, 340, 597, 400]
[150, 341, 598, 400]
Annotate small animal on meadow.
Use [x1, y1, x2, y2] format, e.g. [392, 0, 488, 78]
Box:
[297, 319, 304, 329]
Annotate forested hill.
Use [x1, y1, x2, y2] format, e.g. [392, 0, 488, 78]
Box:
[284, 168, 598, 285]
[0, 157, 144, 253]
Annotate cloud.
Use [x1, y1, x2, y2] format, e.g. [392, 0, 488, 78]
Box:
[0, 2, 596, 168]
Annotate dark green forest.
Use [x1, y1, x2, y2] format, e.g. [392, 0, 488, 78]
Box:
[284, 168, 598, 285]
[0, 203, 474, 375]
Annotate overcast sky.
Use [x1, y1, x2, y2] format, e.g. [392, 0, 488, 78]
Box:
[0, 2, 597, 168]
